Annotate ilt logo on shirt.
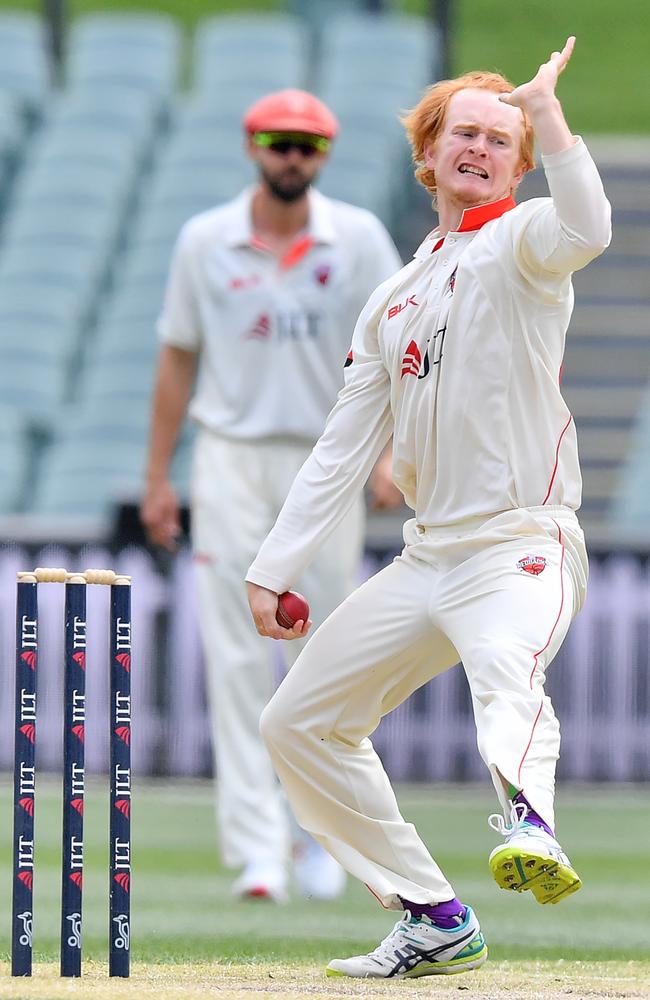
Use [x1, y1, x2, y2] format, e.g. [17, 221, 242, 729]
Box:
[400, 324, 446, 380]
[246, 314, 271, 340]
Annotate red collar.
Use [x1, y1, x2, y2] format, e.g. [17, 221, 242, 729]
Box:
[455, 196, 516, 233]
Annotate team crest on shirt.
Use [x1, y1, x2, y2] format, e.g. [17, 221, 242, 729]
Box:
[246, 314, 271, 340]
[314, 264, 331, 285]
[449, 266, 458, 294]
[517, 555, 547, 576]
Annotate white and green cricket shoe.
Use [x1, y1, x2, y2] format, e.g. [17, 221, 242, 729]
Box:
[326, 906, 487, 979]
[488, 804, 582, 904]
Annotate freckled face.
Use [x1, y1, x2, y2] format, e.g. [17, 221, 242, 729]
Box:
[424, 89, 526, 209]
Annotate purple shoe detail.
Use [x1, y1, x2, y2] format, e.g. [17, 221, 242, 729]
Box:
[513, 792, 555, 837]
[398, 895, 467, 928]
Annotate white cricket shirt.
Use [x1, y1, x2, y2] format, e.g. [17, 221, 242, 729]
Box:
[158, 186, 401, 442]
[247, 138, 612, 594]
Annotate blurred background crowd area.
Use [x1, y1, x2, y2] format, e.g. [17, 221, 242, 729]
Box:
[0, 1, 648, 783]
[0, 0, 647, 552]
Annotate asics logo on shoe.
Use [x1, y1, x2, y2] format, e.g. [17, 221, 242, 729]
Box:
[384, 926, 478, 977]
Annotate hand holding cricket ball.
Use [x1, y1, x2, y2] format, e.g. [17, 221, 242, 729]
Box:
[246, 582, 311, 640]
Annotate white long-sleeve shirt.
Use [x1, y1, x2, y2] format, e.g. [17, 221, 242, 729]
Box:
[247, 138, 611, 594]
[158, 187, 401, 443]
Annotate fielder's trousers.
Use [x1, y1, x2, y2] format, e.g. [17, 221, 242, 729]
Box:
[260, 506, 588, 908]
[191, 428, 364, 869]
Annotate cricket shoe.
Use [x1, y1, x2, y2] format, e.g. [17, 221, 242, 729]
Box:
[231, 859, 288, 903]
[326, 906, 487, 979]
[293, 838, 346, 901]
[488, 802, 582, 904]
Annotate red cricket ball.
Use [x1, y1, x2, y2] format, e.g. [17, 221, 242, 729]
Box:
[276, 591, 310, 629]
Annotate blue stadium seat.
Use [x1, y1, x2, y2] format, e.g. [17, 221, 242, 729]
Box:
[67, 13, 181, 97]
[2, 200, 121, 250]
[609, 393, 650, 536]
[0, 348, 69, 428]
[0, 11, 50, 115]
[319, 13, 438, 90]
[317, 164, 393, 224]
[192, 15, 307, 93]
[48, 85, 166, 145]
[0, 91, 28, 198]
[0, 408, 31, 513]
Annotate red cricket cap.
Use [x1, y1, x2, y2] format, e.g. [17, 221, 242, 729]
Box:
[243, 89, 339, 140]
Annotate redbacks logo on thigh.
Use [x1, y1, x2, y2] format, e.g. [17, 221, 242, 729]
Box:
[517, 555, 547, 576]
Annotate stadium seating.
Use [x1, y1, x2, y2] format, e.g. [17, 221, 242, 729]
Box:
[0, 90, 28, 200]
[0, 11, 50, 116]
[318, 12, 437, 92]
[0, 77, 170, 435]
[66, 13, 181, 96]
[0, 408, 31, 514]
[316, 13, 438, 228]
[192, 15, 307, 94]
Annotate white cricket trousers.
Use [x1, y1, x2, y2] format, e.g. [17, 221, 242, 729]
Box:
[260, 506, 588, 909]
[191, 428, 364, 869]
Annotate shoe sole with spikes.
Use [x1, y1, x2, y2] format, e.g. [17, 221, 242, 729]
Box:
[489, 846, 582, 904]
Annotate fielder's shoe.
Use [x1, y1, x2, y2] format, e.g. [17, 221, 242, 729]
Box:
[231, 859, 288, 903]
[326, 906, 487, 979]
[293, 839, 346, 901]
[488, 802, 582, 904]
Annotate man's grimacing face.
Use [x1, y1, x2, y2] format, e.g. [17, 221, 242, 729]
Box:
[424, 88, 526, 210]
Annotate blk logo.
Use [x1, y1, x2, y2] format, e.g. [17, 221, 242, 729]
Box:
[388, 294, 419, 321]
[229, 274, 261, 290]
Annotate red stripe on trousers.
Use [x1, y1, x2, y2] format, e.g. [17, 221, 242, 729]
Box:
[517, 521, 565, 784]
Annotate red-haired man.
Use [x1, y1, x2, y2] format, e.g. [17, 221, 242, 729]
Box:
[246, 40, 610, 978]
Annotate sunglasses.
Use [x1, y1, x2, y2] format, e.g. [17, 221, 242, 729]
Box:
[252, 131, 330, 157]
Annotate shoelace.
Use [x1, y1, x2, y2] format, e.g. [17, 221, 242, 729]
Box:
[487, 800, 528, 838]
[369, 911, 417, 959]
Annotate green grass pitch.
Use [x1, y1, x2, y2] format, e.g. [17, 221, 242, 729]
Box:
[0, 778, 648, 997]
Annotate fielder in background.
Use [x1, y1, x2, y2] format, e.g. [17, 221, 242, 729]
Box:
[247, 39, 611, 977]
[140, 89, 402, 903]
